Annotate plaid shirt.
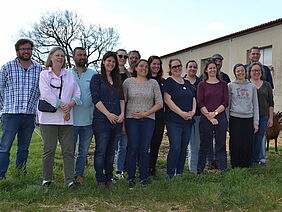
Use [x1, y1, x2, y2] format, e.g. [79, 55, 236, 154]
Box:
[0, 58, 42, 114]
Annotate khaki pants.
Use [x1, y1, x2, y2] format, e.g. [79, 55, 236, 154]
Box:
[40, 124, 74, 184]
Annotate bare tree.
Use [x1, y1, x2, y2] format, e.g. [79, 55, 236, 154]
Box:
[20, 10, 119, 69]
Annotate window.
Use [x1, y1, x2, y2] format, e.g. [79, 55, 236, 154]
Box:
[260, 46, 272, 66]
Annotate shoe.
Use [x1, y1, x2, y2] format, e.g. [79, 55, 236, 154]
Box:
[140, 179, 148, 187]
[106, 181, 114, 189]
[97, 182, 106, 189]
[259, 162, 267, 167]
[42, 180, 52, 187]
[115, 172, 124, 180]
[128, 179, 136, 190]
[68, 181, 80, 189]
[149, 168, 156, 176]
[74, 176, 84, 184]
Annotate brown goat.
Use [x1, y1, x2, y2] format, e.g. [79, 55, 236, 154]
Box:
[265, 111, 282, 152]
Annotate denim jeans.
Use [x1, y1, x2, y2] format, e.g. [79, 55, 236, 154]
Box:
[166, 121, 192, 178]
[126, 118, 155, 181]
[73, 125, 93, 177]
[252, 116, 268, 164]
[116, 134, 128, 172]
[149, 118, 165, 173]
[187, 116, 201, 173]
[198, 116, 227, 172]
[0, 114, 35, 178]
[93, 120, 121, 182]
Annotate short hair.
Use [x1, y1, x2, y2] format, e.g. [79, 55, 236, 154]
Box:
[116, 49, 127, 54]
[73, 47, 86, 56]
[233, 63, 247, 79]
[15, 39, 34, 51]
[185, 60, 198, 69]
[134, 59, 151, 79]
[128, 50, 141, 59]
[148, 55, 163, 80]
[45, 46, 66, 69]
[249, 46, 260, 53]
[248, 62, 265, 80]
[168, 58, 182, 76]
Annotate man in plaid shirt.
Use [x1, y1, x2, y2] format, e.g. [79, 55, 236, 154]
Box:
[0, 39, 42, 180]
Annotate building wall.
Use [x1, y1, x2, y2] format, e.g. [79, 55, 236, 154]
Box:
[161, 24, 282, 111]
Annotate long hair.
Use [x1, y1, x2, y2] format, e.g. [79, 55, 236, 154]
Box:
[45, 46, 66, 69]
[100, 51, 122, 94]
[202, 59, 221, 81]
[148, 55, 163, 81]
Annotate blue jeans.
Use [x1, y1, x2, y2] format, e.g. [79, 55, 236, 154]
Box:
[166, 121, 192, 178]
[73, 125, 93, 177]
[116, 134, 128, 172]
[93, 120, 121, 182]
[126, 118, 155, 181]
[188, 116, 201, 173]
[252, 116, 268, 164]
[0, 114, 35, 178]
[198, 116, 227, 172]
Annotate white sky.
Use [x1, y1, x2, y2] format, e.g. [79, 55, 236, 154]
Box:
[1, 0, 282, 66]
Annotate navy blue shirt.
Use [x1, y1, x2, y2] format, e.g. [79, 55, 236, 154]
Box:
[90, 74, 124, 122]
[152, 76, 165, 119]
[163, 77, 195, 124]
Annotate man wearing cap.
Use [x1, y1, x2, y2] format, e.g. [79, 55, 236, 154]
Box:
[212, 53, 231, 83]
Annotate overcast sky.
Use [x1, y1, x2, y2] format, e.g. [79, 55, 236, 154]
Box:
[1, 0, 281, 66]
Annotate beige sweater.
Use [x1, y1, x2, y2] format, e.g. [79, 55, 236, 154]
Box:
[123, 78, 163, 120]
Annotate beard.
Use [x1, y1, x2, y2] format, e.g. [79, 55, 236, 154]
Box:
[17, 53, 31, 61]
[75, 59, 87, 67]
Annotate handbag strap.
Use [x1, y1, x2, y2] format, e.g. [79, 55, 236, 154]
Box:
[59, 76, 63, 99]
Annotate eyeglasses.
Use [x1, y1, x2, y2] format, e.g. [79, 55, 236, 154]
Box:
[171, 64, 182, 69]
[118, 55, 128, 59]
[18, 48, 33, 51]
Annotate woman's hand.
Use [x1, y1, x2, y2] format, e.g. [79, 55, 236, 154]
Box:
[254, 124, 259, 133]
[206, 112, 216, 120]
[132, 110, 147, 119]
[106, 113, 119, 124]
[267, 118, 273, 128]
[209, 118, 218, 125]
[116, 113, 124, 123]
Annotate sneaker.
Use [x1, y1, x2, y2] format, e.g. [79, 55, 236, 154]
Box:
[128, 179, 136, 190]
[42, 180, 52, 187]
[68, 181, 80, 189]
[74, 176, 84, 184]
[106, 181, 114, 189]
[115, 172, 124, 180]
[97, 182, 106, 189]
[140, 179, 148, 187]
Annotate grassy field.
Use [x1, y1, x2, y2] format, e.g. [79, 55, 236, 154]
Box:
[0, 128, 281, 212]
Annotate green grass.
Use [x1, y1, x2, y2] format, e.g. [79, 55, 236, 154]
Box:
[0, 129, 281, 211]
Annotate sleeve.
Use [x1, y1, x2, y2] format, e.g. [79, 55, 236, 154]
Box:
[0, 65, 6, 108]
[222, 82, 229, 109]
[90, 74, 101, 105]
[153, 80, 163, 107]
[39, 71, 61, 108]
[122, 78, 129, 102]
[162, 77, 171, 94]
[226, 83, 232, 119]
[71, 73, 82, 106]
[267, 82, 274, 107]
[197, 81, 205, 109]
[253, 85, 259, 126]
[263, 66, 274, 89]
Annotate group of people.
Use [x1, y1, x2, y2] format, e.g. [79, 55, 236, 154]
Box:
[0, 39, 274, 190]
